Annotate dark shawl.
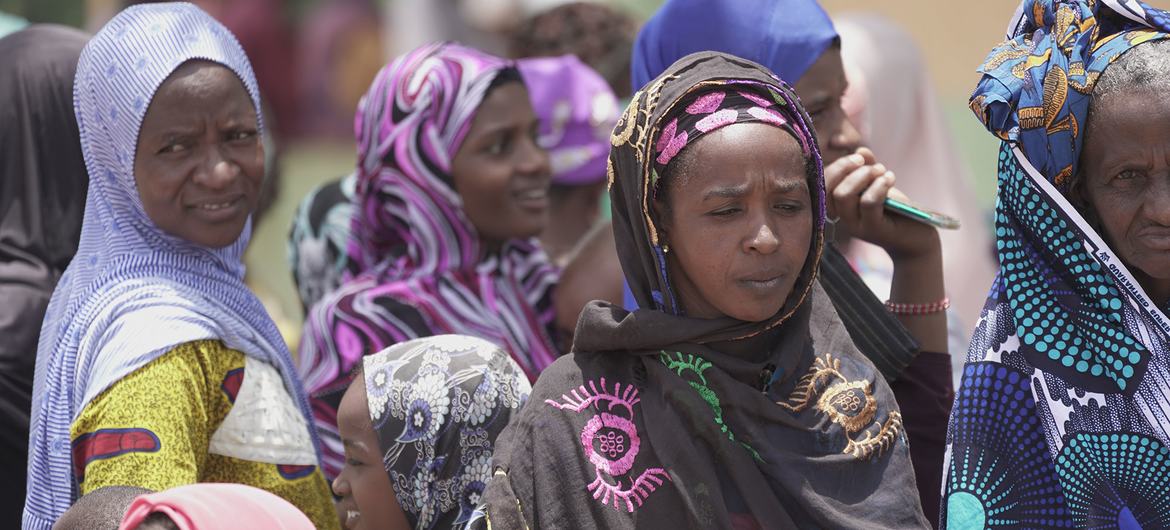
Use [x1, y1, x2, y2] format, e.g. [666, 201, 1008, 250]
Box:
[0, 24, 88, 528]
[480, 52, 927, 529]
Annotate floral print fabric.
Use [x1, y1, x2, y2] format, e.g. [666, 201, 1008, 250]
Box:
[363, 335, 531, 529]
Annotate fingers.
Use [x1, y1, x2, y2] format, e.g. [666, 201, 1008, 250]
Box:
[831, 162, 883, 222]
[855, 146, 876, 166]
[859, 171, 895, 228]
[823, 152, 867, 198]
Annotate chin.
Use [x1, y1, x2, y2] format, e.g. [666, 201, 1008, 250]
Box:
[726, 302, 787, 323]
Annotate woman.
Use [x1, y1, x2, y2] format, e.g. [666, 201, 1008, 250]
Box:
[0, 24, 88, 528]
[477, 51, 930, 529]
[943, 0, 1170, 527]
[622, 1, 957, 520]
[24, 5, 335, 529]
[332, 335, 530, 529]
[837, 13, 996, 359]
[297, 43, 559, 479]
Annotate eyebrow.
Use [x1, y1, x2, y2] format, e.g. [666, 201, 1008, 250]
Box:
[342, 438, 370, 453]
[476, 117, 538, 139]
[701, 179, 806, 201]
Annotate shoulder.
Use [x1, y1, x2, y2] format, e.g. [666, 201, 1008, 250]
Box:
[529, 351, 641, 398]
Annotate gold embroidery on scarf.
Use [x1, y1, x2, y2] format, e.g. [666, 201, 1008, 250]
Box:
[817, 380, 878, 434]
[777, 353, 899, 460]
[777, 354, 842, 413]
[843, 412, 903, 460]
[606, 157, 615, 190]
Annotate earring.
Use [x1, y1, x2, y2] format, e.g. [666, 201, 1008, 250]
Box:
[662, 243, 670, 254]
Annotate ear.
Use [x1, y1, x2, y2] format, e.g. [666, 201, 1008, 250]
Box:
[651, 197, 672, 243]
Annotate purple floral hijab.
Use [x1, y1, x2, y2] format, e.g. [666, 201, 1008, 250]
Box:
[297, 43, 559, 478]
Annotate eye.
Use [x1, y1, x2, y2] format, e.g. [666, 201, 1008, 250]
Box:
[1116, 169, 1143, 180]
[345, 457, 364, 467]
[486, 135, 511, 156]
[709, 207, 741, 217]
[774, 201, 805, 213]
[157, 142, 186, 155]
[228, 129, 258, 142]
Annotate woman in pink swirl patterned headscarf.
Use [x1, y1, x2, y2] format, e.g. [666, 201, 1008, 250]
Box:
[297, 42, 559, 479]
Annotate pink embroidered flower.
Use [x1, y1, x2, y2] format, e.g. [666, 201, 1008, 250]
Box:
[685, 91, 725, 114]
[739, 90, 775, 108]
[655, 118, 688, 166]
[695, 109, 739, 133]
[747, 106, 787, 127]
[580, 412, 640, 476]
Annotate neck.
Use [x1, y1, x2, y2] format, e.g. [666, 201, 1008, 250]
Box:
[711, 326, 783, 362]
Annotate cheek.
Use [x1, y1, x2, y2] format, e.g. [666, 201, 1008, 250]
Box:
[1089, 191, 1139, 241]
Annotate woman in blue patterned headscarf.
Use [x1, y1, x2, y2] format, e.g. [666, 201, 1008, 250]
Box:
[944, 1, 1170, 527]
[25, 4, 334, 529]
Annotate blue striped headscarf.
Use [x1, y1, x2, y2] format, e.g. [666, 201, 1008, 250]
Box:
[24, 4, 319, 528]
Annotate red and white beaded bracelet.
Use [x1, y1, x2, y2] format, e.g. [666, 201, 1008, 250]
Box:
[884, 297, 950, 316]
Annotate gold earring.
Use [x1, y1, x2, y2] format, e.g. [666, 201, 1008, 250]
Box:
[662, 243, 670, 254]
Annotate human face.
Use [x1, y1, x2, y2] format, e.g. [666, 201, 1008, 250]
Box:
[657, 122, 813, 322]
[1079, 87, 1170, 303]
[133, 60, 264, 249]
[793, 46, 862, 165]
[333, 376, 410, 530]
[451, 81, 552, 247]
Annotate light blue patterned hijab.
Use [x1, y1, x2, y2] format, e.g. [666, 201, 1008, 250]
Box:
[23, 4, 319, 528]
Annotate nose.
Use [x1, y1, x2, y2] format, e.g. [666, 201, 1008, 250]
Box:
[1144, 174, 1170, 225]
[332, 473, 350, 497]
[517, 132, 552, 178]
[745, 219, 780, 255]
[824, 107, 861, 156]
[194, 145, 239, 190]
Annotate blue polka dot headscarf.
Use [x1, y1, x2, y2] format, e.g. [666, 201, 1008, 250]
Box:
[942, 1, 1170, 528]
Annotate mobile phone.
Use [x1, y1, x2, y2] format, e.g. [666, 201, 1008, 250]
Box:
[884, 198, 961, 230]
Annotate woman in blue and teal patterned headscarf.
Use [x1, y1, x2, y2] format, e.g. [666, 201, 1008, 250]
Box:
[944, 0, 1170, 527]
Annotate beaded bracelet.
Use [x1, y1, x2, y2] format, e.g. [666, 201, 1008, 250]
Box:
[884, 297, 950, 316]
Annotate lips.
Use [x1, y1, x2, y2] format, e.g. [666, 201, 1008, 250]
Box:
[513, 187, 549, 211]
[187, 195, 245, 222]
[738, 271, 787, 293]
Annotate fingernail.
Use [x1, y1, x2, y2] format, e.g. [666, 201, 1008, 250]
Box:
[872, 163, 886, 174]
[849, 154, 865, 165]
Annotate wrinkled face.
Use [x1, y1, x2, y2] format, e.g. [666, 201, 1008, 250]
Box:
[657, 122, 813, 322]
[793, 47, 862, 165]
[451, 81, 552, 247]
[1079, 87, 1170, 300]
[333, 376, 410, 530]
[133, 60, 264, 249]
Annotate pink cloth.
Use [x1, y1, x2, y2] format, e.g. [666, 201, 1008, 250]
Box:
[118, 484, 315, 530]
[837, 13, 997, 330]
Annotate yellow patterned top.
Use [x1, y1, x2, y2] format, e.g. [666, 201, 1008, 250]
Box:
[71, 340, 339, 530]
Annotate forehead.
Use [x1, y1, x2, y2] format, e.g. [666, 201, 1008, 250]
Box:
[793, 47, 845, 96]
[470, 81, 535, 126]
[676, 122, 807, 177]
[148, 60, 253, 106]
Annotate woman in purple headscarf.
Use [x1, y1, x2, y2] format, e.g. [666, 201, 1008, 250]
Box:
[297, 42, 559, 480]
